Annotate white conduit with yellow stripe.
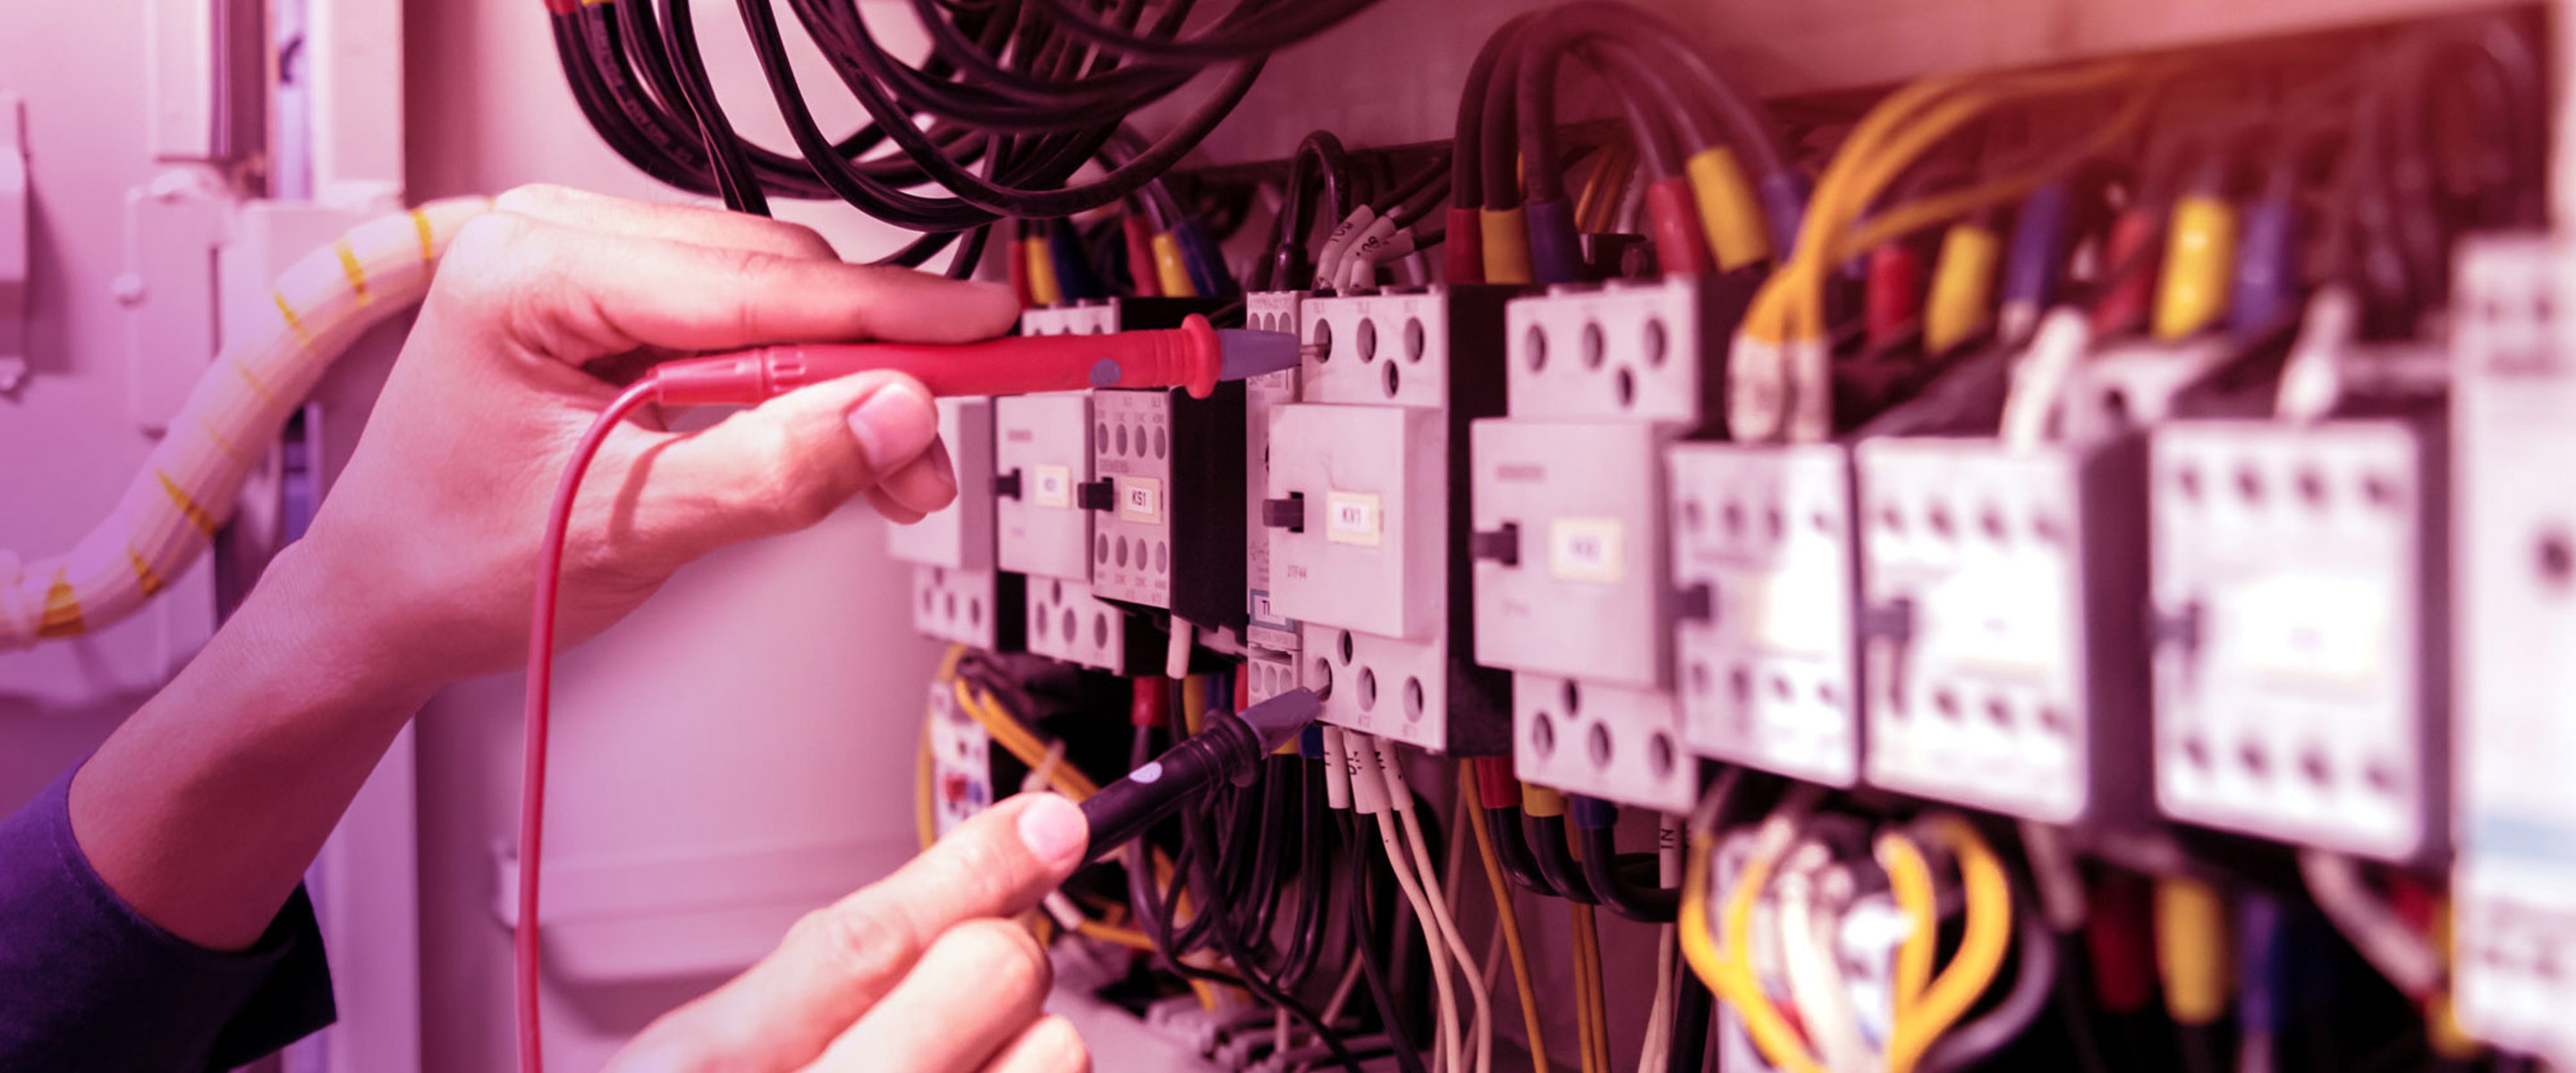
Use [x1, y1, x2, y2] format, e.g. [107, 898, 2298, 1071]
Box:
[0, 196, 495, 650]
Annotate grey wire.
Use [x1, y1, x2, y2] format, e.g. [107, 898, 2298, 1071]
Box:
[1916, 909, 2058, 1073]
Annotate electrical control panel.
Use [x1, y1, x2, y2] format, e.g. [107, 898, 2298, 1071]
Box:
[1667, 443, 1862, 787]
[2451, 235, 2576, 1062]
[993, 393, 1095, 582]
[1089, 384, 1248, 629]
[1854, 437, 2149, 824]
[2150, 419, 2445, 861]
[1243, 289, 1307, 655]
[1270, 286, 1511, 753]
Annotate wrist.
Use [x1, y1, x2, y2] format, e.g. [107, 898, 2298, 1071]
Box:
[224, 540, 446, 714]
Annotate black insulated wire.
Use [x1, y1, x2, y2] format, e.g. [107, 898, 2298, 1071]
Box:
[1526, 814, 1597, 904]
[1578, 824, 1678, 923]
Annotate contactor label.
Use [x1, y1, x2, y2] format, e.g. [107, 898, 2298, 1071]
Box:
[1549, 518, 1625, 583]
[1118, 477, 1165, 524]
[1033, 465, 1072, 509]
[1326, 492, 1384, 546]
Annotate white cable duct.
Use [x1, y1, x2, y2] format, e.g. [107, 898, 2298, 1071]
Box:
[0, 197, 494, 649]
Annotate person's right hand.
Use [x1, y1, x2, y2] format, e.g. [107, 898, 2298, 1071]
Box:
[287, 184, 1020, 695]
[606, 793, 1093, 1073]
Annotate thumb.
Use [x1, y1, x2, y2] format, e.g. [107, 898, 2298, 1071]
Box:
[623, 371, 945, 562]
[609, 793, 1089, 1073]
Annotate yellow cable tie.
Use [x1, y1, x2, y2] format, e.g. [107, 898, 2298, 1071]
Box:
[230, 356, 279, 407]
[272, 291, 315, 347]
[334, 239, 373, 307]
[411, 208, 439, 264]
[126, 548, 166, 598]
[35, 568, 84, 639]
[157, 469, 220, 537]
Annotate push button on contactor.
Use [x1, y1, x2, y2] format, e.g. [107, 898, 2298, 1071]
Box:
[1469, 523, 1521, 568]
[1261, 494, 1307, 533]
[1076, 480, 1116, 511]
[993, 469, 1024, 500]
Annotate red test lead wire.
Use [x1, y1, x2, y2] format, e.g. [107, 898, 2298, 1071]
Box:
[518, 379, 659, 1073]
[647, 314, 1233, 406]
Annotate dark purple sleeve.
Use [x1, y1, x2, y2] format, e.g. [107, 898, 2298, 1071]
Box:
[0, 767, 335, 1072]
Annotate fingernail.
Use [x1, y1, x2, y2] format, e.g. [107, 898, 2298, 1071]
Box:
[1016, 794, 1089, 866]
[848, 381, 938, 469]
[922, 438, 960, 502]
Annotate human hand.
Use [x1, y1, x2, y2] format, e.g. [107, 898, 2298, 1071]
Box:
[279, 185, 1016, 691]
[606, 793, 1093, 1073]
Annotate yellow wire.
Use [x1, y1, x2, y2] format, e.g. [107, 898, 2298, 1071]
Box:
[1571, 900, 1605, 1073]
[1567, 829, 1613, 1073]
[1885, 815, 2015, 1073]
[1463, 774, 1553, 1073]
[1679, 829, 1828, 1073]
[916, 714, 940, 851]
[1877, 830, 1937, 1016]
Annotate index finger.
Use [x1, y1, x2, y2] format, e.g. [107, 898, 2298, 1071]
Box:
[429, 213, 1020, 365]
[615, 793, 1089, 1073]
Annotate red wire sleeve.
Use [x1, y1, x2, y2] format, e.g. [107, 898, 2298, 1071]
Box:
[518, 380, 659, 1073]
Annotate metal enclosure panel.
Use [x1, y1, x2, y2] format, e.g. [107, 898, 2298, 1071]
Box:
[1470, 419, 1672, 689]
[1668, 442, 1862, 787]
[994, 393, 1093, 582]
[2149, 420, 2443, 860]
[1855, 437, 2149, 824]
[1268, 403, 1442, 640]
[885, 398, 996, 571]
[2451, 235, 2576, 1064]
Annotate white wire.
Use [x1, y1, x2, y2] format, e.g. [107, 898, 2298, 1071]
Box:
[1395, 782, 1494, 1073]
[1779, 843, 1874, 1073]
[1358, 737, 1461, 1073]
[1637, 924, 1676, 1073]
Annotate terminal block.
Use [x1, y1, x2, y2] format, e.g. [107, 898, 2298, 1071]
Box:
[926, 680, 994, 838]
[1667, 443, 1861, 787]
[1244, 290, 1307, 654]
[1269, 286, 1511, 753]
[2150, 419, 2445, 861]
[1854, 436, 2149, 824]
[1509, 673, 1695, 812]
[2450, 234, 2576, 1061]
[1503, 274, 1750, 427]
[993, 393, 1093, 582]
[1023, 574, 1157, 675]
[1089, 384, 1247, 629]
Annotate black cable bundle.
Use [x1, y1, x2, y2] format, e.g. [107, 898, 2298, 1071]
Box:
[547, 0, 1381, 258]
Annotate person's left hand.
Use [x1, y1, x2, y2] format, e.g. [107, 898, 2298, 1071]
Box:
[606, 793, 1093, 1073]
